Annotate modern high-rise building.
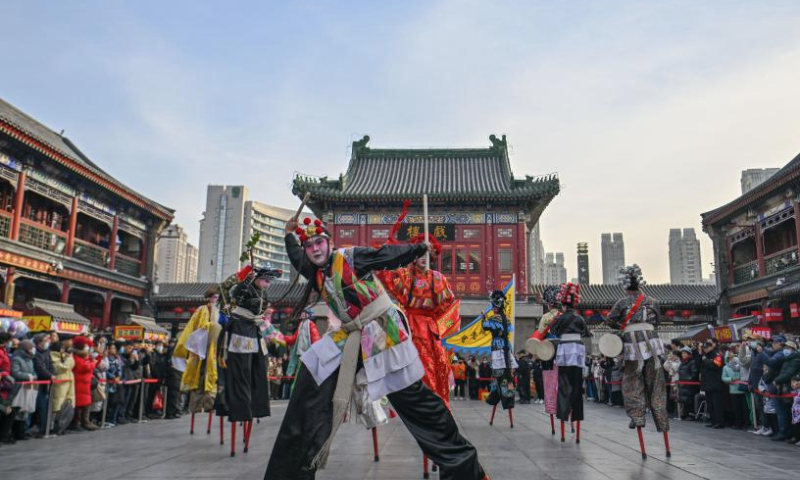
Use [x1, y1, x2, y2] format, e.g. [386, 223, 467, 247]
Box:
[529, 222, 546, 285]
[197, 185, 295, 283]
[155, 224, 198, 283]
[601, 233, 625, 284]
[577, 242, 590, 284]
[669, 228, 703, 284]
[544, 252, 567, 285]
[741, 168, 780, 194]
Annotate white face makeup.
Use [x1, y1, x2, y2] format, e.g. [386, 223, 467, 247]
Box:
[414, 255, 428, 270]
[304, 236, 330, 267]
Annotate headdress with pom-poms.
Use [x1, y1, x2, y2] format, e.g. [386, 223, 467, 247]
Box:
[410, 233, 442, 257]
[295, 217, 330, 244]
[618, 264, 645, 291]
[541, 285, 561, 306]
[557, 282, 581, 306]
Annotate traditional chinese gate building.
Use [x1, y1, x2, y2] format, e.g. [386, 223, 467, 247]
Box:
[292, 135, 560, 299]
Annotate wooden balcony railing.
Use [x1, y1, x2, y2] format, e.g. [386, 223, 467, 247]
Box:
[764, 247, 799, 275]
[733, 260, 760, 285]
[17, 218, 67, 253]
[0, 210, 11, 239]
[73, 238, 109, 267]
[115, 253, 141, 277]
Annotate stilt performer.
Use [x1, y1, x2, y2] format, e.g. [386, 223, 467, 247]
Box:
[527, 286, 561, 435]
[605, 264, 670, 459]
[264, 215, 487, 480]
[549, 283, 588, 443]
[284, 307, 321, 383]
[482, 289, 517, 425]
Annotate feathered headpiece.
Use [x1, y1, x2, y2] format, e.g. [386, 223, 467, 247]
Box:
[410, 233, 442, 257]
[618, 264, 645, 291]
[295, 217, 330, 244]
[557, 282, 581, 306]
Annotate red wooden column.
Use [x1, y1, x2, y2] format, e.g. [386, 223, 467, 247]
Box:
[9, 168, 27, 240]
[516, 217, 527, 295]
[60, 280, 70, 304]
[755, 222, 765, 276]
[3, 267, 15, 304]
[108, 215, 119, 270]
[65, 196, 79, 256]
[102, 291, 113, 329]
[483, 214, 494, 292]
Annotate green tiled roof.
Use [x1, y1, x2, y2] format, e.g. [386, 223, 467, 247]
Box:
[292, 135, 560, 203]
[530, 284, 719, 309]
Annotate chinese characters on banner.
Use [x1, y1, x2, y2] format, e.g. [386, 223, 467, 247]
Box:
[396, 224, 455, 241]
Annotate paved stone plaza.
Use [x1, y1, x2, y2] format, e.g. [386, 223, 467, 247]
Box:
[1, 400, 797, 480]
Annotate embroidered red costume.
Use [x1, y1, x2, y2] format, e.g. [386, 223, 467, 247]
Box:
[378, 236, 459, 408]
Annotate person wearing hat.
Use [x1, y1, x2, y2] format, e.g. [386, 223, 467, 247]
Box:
[10, 339, 37, 439]
[284, 307, 320, 384]
[772, 339, 800, 442]
[549, 282, 589, 442]
[219, 263, 283, 425]
[378, 232, 459, 408]
[676, 346, 700, 420]
[173, 285, 223, 414]
[265, 217, 487, 480]
[606, 265, 668, 433]
[528, 286, 561, 424]
[31, 333, 54, 437]
[70, 336, 100, 431]
[481, 289, 518, 412]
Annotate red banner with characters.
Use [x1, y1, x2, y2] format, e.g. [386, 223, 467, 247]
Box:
[714, 326, 734, 343]
[790, 303, 799, 318]
[764, 308, 784, 322]
[750, 326, 772, 340]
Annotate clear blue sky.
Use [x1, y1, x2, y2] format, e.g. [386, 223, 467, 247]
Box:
[3, 1, 800, 283]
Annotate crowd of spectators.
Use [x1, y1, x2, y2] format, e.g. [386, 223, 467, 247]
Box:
[452, 333, 800, 446]
[0, 331, 182, 447]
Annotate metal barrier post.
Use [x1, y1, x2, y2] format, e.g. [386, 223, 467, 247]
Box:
[161, 386, 167, 419]
[100, 381, 110, 428]
[43, 380, 54, 438]
[750, 391, 758, 430]
[138, 380, 146, 423]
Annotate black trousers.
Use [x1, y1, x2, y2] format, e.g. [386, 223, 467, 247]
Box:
[454, 379, 466, 398]
[730, 393, 747, 428]
[533, 375, 545, 400]
[225, 351, 270, 422]
[165, 368, 182, 417]
[518, 374, 531, 402]
[557, 366, 584, 421]
[468, 377, 479, 399]
[706, 389, 723, 426]
[264, 366, 485, 480]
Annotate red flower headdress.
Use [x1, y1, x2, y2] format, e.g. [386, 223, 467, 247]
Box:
[410, 233, 442, 257]
[557, 282, 581, 306]
[295, 217, 329, 244]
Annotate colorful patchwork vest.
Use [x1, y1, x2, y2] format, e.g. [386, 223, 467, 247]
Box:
[301, 248, 424, 401]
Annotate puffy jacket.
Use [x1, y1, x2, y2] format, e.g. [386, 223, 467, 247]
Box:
[72, 351, 98, 408]
[774, 351, 800, 385]
[51, 351, 75, 411]
[11, 349, 36, 382]
[747, 349, 769, 389]
[677, 356, 699, 403]
[700, 348, 723, 392]
[721, 362, 743, 395]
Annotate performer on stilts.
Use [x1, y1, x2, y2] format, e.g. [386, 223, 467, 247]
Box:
[284, 307, 321, 390]
[218, 264, 283, 456]
[549, 282, 588, 443]
[264, 217, 487, 480]
[606, 265, 670, 459]
[482, 290, 517, 419]
[378, 233, 459, 408]
[527, 286, 561, 435]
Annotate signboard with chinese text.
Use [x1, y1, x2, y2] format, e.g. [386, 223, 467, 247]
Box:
[395, 224, 455, 242]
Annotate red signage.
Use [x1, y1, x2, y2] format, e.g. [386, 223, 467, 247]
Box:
[750, 326, 772, 340]
[714, 326, 734, 343]
[764, 308, 784, 322]
[791, 303, 799, 318]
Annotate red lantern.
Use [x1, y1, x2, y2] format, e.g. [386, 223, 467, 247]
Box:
[188, 307, 197, 314]
[173, 307, 184, 315]
[601, 309, 610, 317]
[681, 310, 692, 318]
[665, 310, 676, 319]
[584, 309, 594, 317]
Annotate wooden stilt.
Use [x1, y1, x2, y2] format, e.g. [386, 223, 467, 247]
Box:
[244, 421, 253, 453]
[550, 414, 555, 435]
[190, 413, 195, 435]
[220, 416, 224, 445]
[637, 426, 647, 460]
[206, 411, 213, 435]
[508, 408, 514, 428]
[489, 403, 497, 426]
[423, 454, 429, 479]
[372, 427, 380, 462]
[576, 420, 581, 444]
[663, 431, 671, 458]
[561, 420, 565, 442]
[230, 421, 236, 457]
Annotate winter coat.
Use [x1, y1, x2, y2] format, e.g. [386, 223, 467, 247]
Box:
[700, 348, 723, 392]
[0, 346, 10, 401]
[72, 351, 98, 408]
[11, 349, 36, 382]
[677, 356, 700, 403]
[774, 351, 800, 385]
[721, 362, 743, 395]
[33, 347, 55, 393]
[51, 351, 75, 411]
[747, 349, 769, 390]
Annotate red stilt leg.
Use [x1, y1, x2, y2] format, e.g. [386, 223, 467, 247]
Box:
[230, 421, 236, 457]
[576, 420, 581, 444]
[636, 426, 647, 460]
[508, 408, 514, 428]
[423, 454, 430, 479]
[190, 413, 195, 435]
[220, 416, 224, 445]
[560, 420, 565, 442]
[489, 404, 497, 425]
[550, 414, 555, 435]
[244, 421, 252, 453]
[372, 427, 380, 462]
[242, 422, 247, 444]
[207, 411, 213, 435]
[663, 431, 671, 458]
